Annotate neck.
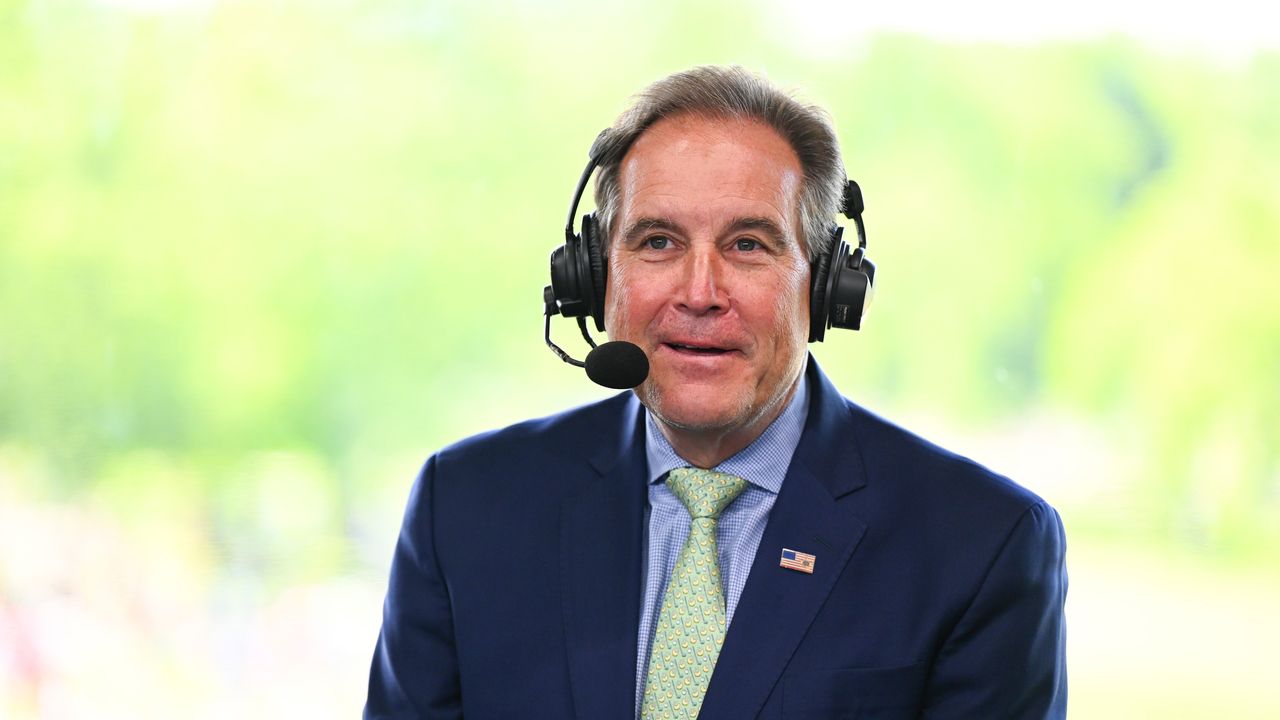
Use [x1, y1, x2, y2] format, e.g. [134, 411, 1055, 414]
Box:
[656, 374, 802, 468]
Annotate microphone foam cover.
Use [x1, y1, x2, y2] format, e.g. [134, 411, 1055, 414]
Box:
[585, 341, 650, 389]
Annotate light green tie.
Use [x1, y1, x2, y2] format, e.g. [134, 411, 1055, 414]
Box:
[641, 467, 749, 720]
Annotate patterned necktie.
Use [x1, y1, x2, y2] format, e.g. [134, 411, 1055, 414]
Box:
[641, 467, 749, 720]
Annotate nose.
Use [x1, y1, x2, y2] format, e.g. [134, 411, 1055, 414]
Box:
[675, 246, 727, 315]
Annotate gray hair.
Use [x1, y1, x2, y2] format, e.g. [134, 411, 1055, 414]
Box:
[592, 65, 845, 262]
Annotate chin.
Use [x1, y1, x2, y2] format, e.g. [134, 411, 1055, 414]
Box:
[639, 381, 755, 434]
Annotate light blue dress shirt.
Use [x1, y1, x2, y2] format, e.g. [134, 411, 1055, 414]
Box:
[634, 374, 810, 715]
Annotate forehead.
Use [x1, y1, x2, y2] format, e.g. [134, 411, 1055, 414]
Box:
[616, 114, 803, 232]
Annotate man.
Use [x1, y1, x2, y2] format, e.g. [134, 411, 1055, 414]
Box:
[366, 66, 1067, 719]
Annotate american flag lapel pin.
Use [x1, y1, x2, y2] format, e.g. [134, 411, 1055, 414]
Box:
[779, 548, 816, 574]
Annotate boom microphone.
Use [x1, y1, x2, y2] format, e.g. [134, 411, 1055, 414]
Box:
[585, 341, 649, 389]
[544, 285, 650, 389]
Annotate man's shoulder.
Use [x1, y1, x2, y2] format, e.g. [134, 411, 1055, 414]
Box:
[837, 396, 1049, 517]
[823, 394, 1064, 582]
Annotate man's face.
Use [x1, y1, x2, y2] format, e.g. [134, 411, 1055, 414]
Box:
[604, 113, 811, 438]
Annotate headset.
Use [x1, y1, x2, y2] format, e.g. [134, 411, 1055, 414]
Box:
[543, 128, 876, 369]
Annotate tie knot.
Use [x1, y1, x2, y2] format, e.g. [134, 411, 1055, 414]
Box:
[666, 468, 749, 520]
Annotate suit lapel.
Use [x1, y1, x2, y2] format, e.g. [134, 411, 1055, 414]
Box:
[560, 394, 648, 720]
[699, 360, 870, 718]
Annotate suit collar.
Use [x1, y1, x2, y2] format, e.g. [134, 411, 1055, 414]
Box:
[588, 391, 645, 477]
[794, 355, 868, 499]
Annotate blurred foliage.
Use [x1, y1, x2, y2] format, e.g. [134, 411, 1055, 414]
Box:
[2, 0, 1276, 556]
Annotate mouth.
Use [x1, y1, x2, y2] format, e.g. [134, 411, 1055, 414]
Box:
[661, 341, 736, 357]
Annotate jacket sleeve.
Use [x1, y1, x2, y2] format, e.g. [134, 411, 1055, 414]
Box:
[365, 455, 463, 720]
[922, 500, 1068, 719]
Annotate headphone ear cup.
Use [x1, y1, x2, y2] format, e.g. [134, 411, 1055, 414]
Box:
[828, 246, 872, 331]
[808, 227, 842, 343]
[581, 213, 608, 332]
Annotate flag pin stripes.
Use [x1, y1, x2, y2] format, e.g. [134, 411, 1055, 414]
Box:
[779, 548, 816, 574]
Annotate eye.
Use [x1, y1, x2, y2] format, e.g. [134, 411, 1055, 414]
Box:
[735, 238, 761, 252]
[645, 236, 671, 250]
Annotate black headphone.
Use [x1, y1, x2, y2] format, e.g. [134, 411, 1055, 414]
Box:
[543, 129, 875, 366]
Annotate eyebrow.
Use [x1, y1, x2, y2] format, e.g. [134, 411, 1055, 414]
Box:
[621, 217, 684, 246]
[726, 216, 789, 246]
[620, 215, 791, 246]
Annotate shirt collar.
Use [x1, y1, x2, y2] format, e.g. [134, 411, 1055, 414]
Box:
[643, 372, 810, 495]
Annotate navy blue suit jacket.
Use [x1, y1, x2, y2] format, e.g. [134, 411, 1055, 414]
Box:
[366, 361, 1067, 718]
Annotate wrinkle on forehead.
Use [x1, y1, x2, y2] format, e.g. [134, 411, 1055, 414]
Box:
[616, 115, 804, 244]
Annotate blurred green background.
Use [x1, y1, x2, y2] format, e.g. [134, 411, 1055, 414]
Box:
[2, 0, 1278, 717]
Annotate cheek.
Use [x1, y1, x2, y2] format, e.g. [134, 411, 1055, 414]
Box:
[768, 266, 812, 332]
[604, 261, 638, 334]
[792, 263, 813, 326]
